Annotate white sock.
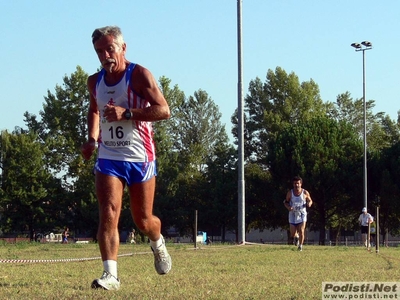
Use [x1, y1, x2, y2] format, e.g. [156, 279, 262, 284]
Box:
[150, 234, 164, 249]
[103, 260, 118, 278]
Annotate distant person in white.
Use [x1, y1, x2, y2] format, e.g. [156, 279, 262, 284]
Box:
[284, 176, 313, 251]
[358, 207, 373, 247]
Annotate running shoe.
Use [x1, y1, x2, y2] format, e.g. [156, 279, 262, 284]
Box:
[91, 270, 120, 291]
[151, 236, 172, 275]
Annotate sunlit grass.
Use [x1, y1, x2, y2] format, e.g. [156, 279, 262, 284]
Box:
[0, 242, 399, 299]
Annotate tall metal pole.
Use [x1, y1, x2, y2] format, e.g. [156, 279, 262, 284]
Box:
[351, 41, 372, 211]
[237, 0, 245, 244]
[362, 50, 367, 210]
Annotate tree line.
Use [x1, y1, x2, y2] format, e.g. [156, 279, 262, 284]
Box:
[1, 66, 399, 244]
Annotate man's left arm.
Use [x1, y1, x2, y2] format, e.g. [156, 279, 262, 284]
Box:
[130, 64, 170, 122]
[305, 190, 313, 207]
[368, 214, 374, 223]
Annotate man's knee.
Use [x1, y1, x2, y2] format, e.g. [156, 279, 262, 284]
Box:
[100, 203, 121, 223]
[135, 216, 159, 234]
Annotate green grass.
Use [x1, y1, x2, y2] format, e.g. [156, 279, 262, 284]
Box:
[0, 242, 399, 299]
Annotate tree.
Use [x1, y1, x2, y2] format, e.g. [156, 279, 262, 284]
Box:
[178, 89, 229, 173]
[24, 66, 90, 182]
[329, 91, 399, 152]
[244, 163, 277, 230]
[23, 66, 95, 235]
[268, 116, 363, 244]
[369, 143, 400, 240]
[157, 87, 230, 237]
[203, 141, 237, 241]
[0, 129, 60, 235]
[148, 77, 185, 236]
[330, 92, 400, 241]
[234, 67, 330, 163]
[230, 67, 332, 236]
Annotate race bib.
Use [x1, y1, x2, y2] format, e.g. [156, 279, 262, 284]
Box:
[293, 204, 304, 212]
[100, 120, 133, 148]
[294, 211, 303, 222]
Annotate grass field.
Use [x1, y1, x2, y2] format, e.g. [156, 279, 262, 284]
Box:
[0, 241, 399, 299]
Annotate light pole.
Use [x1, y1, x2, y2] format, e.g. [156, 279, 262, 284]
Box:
[351, 41, 372, 210]
[237, 0, 245, 244]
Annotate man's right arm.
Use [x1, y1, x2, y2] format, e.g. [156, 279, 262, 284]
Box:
[283, 191, 292, 211]
[87, 75, 100, 141]
[81, 75, 100, 160]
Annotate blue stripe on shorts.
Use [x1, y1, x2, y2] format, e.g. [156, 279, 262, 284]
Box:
[94, 159, 157, 186]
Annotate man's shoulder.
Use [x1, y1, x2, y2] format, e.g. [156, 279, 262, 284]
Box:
[88, 71, 101, 83]
[87, 71, 102, 90]
[131, 63, 150, 79]
[130, 63, 155, 96]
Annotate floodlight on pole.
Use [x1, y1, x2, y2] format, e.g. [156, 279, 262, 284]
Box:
[350, 41, 373, 210]
[361, 41, 372, 48]
[351, 43, 362, 49]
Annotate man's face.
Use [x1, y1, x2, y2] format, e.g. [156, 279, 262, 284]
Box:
[94, 35, 126, 73]
[293, 180, 302, 190]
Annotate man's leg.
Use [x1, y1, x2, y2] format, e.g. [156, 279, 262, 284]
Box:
[289, 224, 296, 245]
[129, 177, 171, 274]
[298, 223, 306, 244]
[293, 231, 299, 246]
[92, 172, 124, 290]
[96, 172, 124, 261]
[297, 223, 306, 251]
[362, 233, 367, 246]
[129, 177, 161, 240]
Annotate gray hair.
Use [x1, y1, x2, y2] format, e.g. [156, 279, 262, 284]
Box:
[91, 26, 125, 47]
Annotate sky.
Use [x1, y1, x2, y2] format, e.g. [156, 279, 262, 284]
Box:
[1, 1, 399, 141]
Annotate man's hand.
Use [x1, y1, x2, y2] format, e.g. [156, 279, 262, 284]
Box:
[103, 104, 126, 122]
[81, 140, 97, 160]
